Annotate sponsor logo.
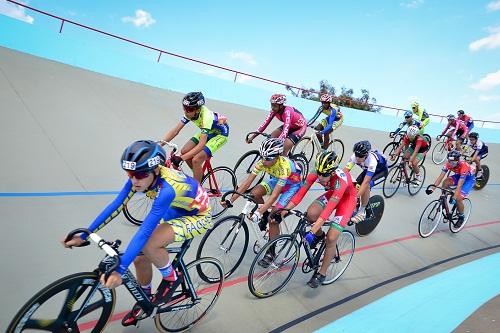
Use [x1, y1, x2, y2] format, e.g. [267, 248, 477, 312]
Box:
[369, 201, 381, 209]
[16, 303, 40, 332]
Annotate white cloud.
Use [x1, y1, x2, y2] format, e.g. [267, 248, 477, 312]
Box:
[478, 94, 500, 102]
[122, 9, 155, 28]
[469, 26, 500, 51]
[400, 0, 424, 9]
[228, 51, 258, 66]
[487, 1, 500, 11]
[470, 70, 500, 90]
[0, 0, 34, 24]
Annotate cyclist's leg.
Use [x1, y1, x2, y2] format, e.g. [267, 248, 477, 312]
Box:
[271, 126, 283, 138]
[194, 134, 228, 182]
[456, 176, 474, 214]
[270, 182, 302, 235]
[181, 138, 198, 169]
[316, 120, 326, 145]
[284, 126, 305, 156]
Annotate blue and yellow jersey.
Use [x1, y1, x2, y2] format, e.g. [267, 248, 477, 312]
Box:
[307, 104, 343, 133]
[251, 156, 302, 187]
[180, 105, 229, 136]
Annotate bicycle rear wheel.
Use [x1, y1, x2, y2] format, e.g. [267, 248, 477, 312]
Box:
[408, 165, 426, 196]
[382, 166, 401, 198]
[291, 136, 315, 163]
[474, 165, 489, 190]
[383, 142, 400, 168]
[321, 230, 355, 285]
[449, 198, 472, 233]
[355, 195, 385, 236]
[7, 272, 115, 333]
[331, 139, 345, 164]
[155, 257, 224, 332]
[248, 235, 300, 298]
[290, 153, 310, 181]
[233, 150, 264, 191]
[432, 141, 447, 165]
[418, 200, 443, 238]
[202, 166, 237, 219]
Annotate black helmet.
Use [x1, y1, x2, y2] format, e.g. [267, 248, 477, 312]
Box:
[457, 109, 465, 115]
[353, 140, 371, 158]
[182, 92, 205, 108]
[315, 151, 339, 175]
[121, 140, 166, 172]
[469, 132, 478, 139]
[447, 150, 461, 162]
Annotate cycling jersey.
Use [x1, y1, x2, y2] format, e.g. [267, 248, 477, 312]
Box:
[86, 166, 210, 275]
[394, 119, 422, 134]
[443, 161, 475, 198]
[180, 105, 229, 136]
[403, 134, 430, 151]
[257, 106, 307, 140]
[308, 104, 343, 134]
[467, 139, 489, 159]
[441, 119, 468, 139]
[413, 105, 430, 128]
[346, 151, 388, 187]
[458, 114, 474, 131]
[251, 156, 302, 187]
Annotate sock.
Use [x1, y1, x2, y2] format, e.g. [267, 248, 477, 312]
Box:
[158, 261, 177, 281]
[141, 283, 152, 296]
[359, 205, 366, 213]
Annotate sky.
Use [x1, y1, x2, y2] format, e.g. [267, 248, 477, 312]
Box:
[1, 0, 500, 124]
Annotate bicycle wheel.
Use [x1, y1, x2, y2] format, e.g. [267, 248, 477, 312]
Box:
[155, 257, 224, 332]
[355, 195, 385, 236]
[291, 136, 315, 163]
[432, 141, 447, 165]
[7, 272, 115, 333]
[201, 166, 237, 219]
[123, 190, 157, 226]
[248, 235, 300, 298]
[290, 153, 309, 181]
[382, 166, 401, 198]
[474, 165, 489, 190]
[408, 165, 426, 196]
[331, 139, 345, 163]
[196, 215, 249, 280]
[423, 134, 432, 149]
[383, 142, 400, 168]
[418, 200, 443, 238]
[321, 230, 355, 285]
[233, 150, 264, 191]
[449, 198, 472, 233]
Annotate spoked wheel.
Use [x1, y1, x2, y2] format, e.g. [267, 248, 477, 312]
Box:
[355, 195, 385, 237]
[201, 166, 237, 219]
[474, 165, 489, 190]
[331, 139, 345, 164]
[196, 215, 248, 281]
[321, 230, 355, 285]
[408, 165, 426, 196]
[383, 166, 402, 198]
[449, 198, 472, 233]
[432, 141, 448, 165]
[155, 258, 224, 332]
[290, 137, 315, 163]
[418, 200, 443, 238]
[290, 153, 310, 181]
[7, 272, 115, 333]
[123, 190, 157, 226]
[248, 235, 300, 298]
[423, 134, 432, 149]
[383, 142, 400, 168]
[233, 150, 265, 191]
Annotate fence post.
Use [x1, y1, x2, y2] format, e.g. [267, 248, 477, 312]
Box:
[157, 51, 162, 63]
[59, 19, 65, 33]
[234, 73, 238, 83]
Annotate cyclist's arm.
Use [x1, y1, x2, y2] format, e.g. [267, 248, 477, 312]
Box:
[288, 173, 318, 208]
[181, 132, 208, 160]
[307, 108, 322, 126]
[319, 181, 347, 221]
[394, 122, 405, 134]
[319, 112, 337, 134]
[257, 182, 283, 215]
[278, 108, 292, 139]
[394, 141, 405, 157]
[357, 157, 376, 198]
[230, 173, 257, 203]
[441, 123, 450, 137]
[257, 111, 275, 133]
[162, 121, 185, 143]
[433, 168, 448, 187]
[420, 117, 430, 128]
[415, 107, 424, 121]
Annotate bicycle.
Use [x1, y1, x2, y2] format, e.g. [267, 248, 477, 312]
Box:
[351, 183, 386, 237]
[382, 155, 426, 198]
[418, 185, 472, 237]
[7, 228, 224, 333]
[383, 130, 431, 168]
[233, 132, 309, 190]
[432, 135, 456, 165]
[461, 150, 490, 190]
[196, 190, 295, 280]
[123, 141, 237, 225]
[290, 125, 345, 164]
[247, 208, 355, 298]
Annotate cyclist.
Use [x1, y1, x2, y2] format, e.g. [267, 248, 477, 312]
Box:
[411, 101, 430, 129]
[426, 150, 475, 228]
[392, 110, 423, 136]
[457, 109, 474, 133]
[391, 125, 429, 186]
[247, 93, 307, 156]
[346, 141, 388, 223]
[307, 93, 344, 150]
[464, 132, 488, 178]
[161, 91, 229, 182]
[223, 138, 303, 267]
[62, 140, 212, 327]
[438, 114, 468, 146]
[282, 151, 356, 288]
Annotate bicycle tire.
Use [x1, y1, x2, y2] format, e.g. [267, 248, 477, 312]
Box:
[195, 215, 249, 281]
[321, 230, 355, 285]
[233, 150, 265, 191]
[155, 257, 224, 332]
[291, 136, 315, 163]
[7, 272, 115, 333]
[290, 153, 310, 181]
[474, 165, 489, 190]
[418, 200, 443, 238]
[201, 166, 237, 219]
[355, 195, 385, 236]
[248, 235, 300, 298]
[408, 165, 426, 196]
[423, 133, 432, 149]
[331, 139, 345, 164]
[382, 166, 401, 198]
[449, 198, 472, 233]
[432, 141, 447, 165]
[383, 142, 400, 168]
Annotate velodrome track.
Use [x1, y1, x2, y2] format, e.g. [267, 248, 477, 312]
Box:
[1, 46, 499, 332]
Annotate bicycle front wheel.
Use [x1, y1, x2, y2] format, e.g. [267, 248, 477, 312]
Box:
[290, 153, 310, 181]
[201, 166, 237, 219]
[155, 257, 224, 332]
[432, 141, 447, 165]
[322, 230, 355, 285]
[383, 142, 400, 168]
[408, 165, 426, 196]
[7, 272, 115, 333]
[196, 215, 249, 280]
[291, 136, 315, 163]
[382, 166, 401, 198]
[248, 235, 300, 298]
[418, 200, 443, 238]
[449, 198, 472, 233]
[233, 150, 264, 190]
[331, 139, 345, 163]
[123, 191, 156, 226]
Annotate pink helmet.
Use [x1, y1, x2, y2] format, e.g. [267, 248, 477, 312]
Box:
[320, 94, 333, 103]
[270, 94, 286, 105]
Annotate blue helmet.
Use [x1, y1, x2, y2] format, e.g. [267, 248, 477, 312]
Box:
[404, 110, 413, 118]
[121, 140, 166, 172]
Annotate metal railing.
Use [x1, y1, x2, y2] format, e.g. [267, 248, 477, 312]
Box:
[6, 0, 500, 128]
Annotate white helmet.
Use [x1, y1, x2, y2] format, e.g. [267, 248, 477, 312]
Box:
[259, 138, 284, 160]
[407, 125, 419, 139]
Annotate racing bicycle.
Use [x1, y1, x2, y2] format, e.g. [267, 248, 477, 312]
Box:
[382, 156, 426, 198]
[290, 125, 345, 164]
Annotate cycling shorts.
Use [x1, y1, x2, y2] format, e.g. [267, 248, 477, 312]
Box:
[478, 145, 489, 159]
[260, 178, 302, 208]
[405, 146, 428, 161]
[356, 163, 389, 188]
[456, 129, 466, 139]
[447, 174, 475, 199]
[314, 191, 357, 231]
[277, 125, 307, 144]
[191, 132, 228, 157]
[466, 122, 474, 132]
[163, 207, 212, 242]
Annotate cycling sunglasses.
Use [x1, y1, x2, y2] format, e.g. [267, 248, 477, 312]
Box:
[126, 170, 151, 180]
[317, 171, 332, 177]
[354, 153, 367, 158]
[183, 105, 198, 113]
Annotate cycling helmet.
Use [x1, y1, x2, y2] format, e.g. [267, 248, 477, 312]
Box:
[121, 140, 166, 172]
[320, 94, 333, 103]
[457, 109, 465, 115]
[447, 114, 455, 121]
[182, 92, 205, 108]
[259, 138, 284, 160]
[353, 140, 371, 158]
[447, 150, 461, 162]
[469, 132, 479, 139]
[407, 125, 420, 139]
[315, 151, 339, 175]
[404, 110, 413, 118]
[270, 94, 286, 105]
[411, 101, 419, 109]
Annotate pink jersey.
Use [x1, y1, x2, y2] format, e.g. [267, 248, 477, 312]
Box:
[257, 106, 307, 139]
[441, 119, 468, 138]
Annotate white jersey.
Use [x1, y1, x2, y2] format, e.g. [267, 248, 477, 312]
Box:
[346, 150, 386, 176]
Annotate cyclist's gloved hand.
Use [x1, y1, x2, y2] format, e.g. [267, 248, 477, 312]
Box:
[304, 232, 315, 246]
[171, 155, 183, 168]
[425, 188, 434, 195]
[249, 211, 262, 224]
[449, 197, 456, 205]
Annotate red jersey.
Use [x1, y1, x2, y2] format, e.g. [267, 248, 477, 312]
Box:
[442, 160, 472, 179]
[403, 134, 429, 150]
